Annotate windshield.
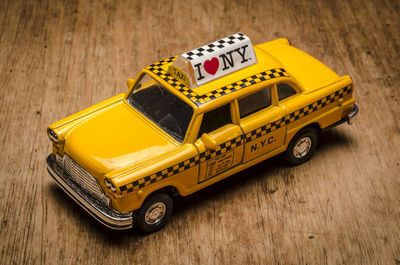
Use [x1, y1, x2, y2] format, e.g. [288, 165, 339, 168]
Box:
[127, 74, 194, 142]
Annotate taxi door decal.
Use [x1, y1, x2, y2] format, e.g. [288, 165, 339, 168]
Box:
[202, 150, 234, 182]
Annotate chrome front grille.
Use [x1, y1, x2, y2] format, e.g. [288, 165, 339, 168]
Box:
[61, 155, 105, 201]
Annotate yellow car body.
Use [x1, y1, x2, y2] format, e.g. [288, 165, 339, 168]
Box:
[46, 36, 357, 230]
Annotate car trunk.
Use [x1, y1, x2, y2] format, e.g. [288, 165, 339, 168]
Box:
[259, 43, 340, 93]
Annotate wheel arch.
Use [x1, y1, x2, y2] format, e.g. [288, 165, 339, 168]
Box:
[285, 122, 320, 166]
[285, 122, 321, 150]
[141, 185, 178, 205]
[303, 122, 322, 133]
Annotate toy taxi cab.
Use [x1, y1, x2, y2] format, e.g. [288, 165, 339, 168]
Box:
[46, 33, 358, 233]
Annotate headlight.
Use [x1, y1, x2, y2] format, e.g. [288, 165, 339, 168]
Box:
[47, 129, 59, 143]
[104, 178, 117, 192]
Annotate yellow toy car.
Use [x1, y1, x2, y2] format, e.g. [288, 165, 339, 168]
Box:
[46, 33, 358, 233]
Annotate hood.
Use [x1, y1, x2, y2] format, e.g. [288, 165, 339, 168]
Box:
[63, 101, 178, 177]
[258, 41, 339, 92]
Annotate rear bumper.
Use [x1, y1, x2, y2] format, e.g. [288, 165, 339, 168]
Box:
[323, 104, 359, 131]
[346, 103, 359, 125]
[46, 154, 133, 230]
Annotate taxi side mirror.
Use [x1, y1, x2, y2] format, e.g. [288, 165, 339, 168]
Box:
[200, 133, 218, 150]
[127, 78, 135, 90]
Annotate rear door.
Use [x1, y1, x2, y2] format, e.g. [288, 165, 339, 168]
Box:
[238, 86, 286, 163]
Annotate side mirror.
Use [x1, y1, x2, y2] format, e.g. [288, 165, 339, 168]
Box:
[127, 78, 135, 90]
[200, 133, 218, 150]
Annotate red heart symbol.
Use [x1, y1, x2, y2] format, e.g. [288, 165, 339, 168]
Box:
[204, 57, 219, 75]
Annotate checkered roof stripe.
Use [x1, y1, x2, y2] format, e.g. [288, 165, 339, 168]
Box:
[145, 57, 289, 106]
[182, 33, 248, 61]
[193, 69, 288, 105]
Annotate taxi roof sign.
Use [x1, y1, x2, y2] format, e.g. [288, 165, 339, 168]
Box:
[168, 33, 257, 88]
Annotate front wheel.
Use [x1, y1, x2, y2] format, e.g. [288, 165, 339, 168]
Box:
[286, 128, 318, 166]
[135, 193, 173, 234]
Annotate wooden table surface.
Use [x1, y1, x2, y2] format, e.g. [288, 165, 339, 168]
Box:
[1, 0, 399, 264]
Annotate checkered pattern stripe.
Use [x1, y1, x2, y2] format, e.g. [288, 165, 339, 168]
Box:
[119, 85, 351, 194]
[146, 57, 289, 106]
[182, 33, 247, 61]
[118, 137, 244, 194]
[244, 117, 287, 142]
[192, 69, 288, 105]
[119, 156, 200, 195]
[145, 56, 202, 103]
[244, 85, 353, 143]
[198, 136, 243, 162]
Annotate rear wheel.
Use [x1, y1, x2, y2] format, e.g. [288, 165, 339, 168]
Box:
[135, 193, 173, 234]
[286, 128, 318, 166]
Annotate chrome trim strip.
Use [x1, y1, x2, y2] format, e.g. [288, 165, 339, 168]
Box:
[46, 154, 133, 230]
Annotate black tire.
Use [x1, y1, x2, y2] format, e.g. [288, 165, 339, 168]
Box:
[135, 193, 173, 234]
[286, 128, 318, 166]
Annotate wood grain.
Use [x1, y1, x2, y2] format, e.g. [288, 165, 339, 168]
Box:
[0, 0, 399, 264]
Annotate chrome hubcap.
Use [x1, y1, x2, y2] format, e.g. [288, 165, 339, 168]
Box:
[293, 137, 312, 158]
[145, 202, 166, 225]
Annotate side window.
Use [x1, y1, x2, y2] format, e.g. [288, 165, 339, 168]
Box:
[238, 87, 271, 118]
[277, 83, 297, 101]
[198, 104, 232, 137]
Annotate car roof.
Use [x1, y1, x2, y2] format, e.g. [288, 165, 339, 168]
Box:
[145, 45, 291, 111]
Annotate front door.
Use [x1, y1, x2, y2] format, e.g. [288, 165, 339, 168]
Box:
[194, 103, 244, 183]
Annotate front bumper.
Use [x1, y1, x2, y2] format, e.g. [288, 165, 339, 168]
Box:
[46, 154, 133, 230]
